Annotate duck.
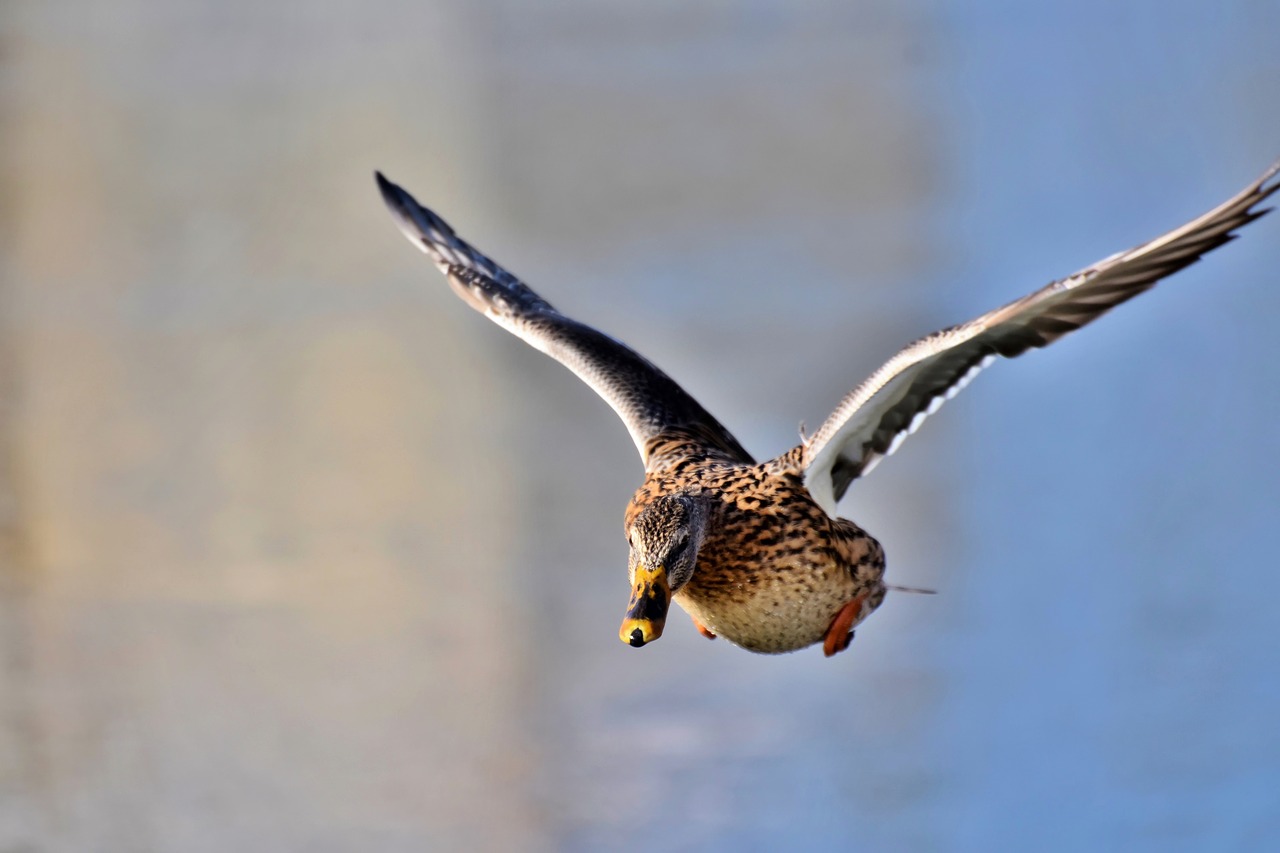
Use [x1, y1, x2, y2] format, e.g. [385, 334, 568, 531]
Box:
[376, 159, 1278, 656]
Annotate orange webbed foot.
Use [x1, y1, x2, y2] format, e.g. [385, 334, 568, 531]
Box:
[691, 615, 716, 640]
[823, 593, 868, 657]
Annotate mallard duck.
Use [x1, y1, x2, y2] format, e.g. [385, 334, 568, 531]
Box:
[376, 160, 1278, 656]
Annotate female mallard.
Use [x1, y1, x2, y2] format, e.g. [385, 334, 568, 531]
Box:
[376, 161, 1278, 657]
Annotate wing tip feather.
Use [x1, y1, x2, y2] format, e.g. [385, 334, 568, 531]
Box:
[374, 169, 410, 214]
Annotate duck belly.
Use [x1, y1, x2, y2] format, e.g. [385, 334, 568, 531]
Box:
[675, 563, 884, 654]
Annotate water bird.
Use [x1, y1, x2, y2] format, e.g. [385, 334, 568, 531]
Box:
[376, 160, 1277, 656]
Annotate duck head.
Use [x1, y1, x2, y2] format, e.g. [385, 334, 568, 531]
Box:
[619, 493, 711, 648]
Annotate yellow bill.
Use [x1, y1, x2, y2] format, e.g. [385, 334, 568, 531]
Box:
[618, 565, 671, 647]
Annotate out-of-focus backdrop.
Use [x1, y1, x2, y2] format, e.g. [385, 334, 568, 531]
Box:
[2, 2, 1278, 851]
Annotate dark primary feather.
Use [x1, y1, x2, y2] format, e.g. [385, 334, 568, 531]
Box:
[802, 159, 1280, 515]
[375, 172, 751, 468]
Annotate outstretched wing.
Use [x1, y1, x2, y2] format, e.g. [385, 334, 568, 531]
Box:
[376, 173, 751, 468]
[802, 159, 1280, 515]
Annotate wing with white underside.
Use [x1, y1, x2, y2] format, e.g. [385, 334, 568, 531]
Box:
[802, 159, 1280, 516]
[376, 172, 751, 469]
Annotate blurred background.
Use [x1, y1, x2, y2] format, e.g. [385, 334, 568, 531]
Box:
[2, 2, 1278, 850]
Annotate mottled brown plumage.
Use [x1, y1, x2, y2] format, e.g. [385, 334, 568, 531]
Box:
[625, 443, 885, 653]
[376, 160, 1278, 657]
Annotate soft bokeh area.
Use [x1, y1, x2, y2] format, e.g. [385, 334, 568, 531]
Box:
[2, 2, 1278, 850]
